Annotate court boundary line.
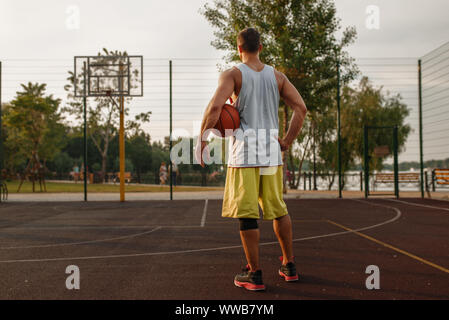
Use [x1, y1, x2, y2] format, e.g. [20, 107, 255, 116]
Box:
[0, 227, 161, 250]
[2, 220, 322, 230]
[0, 199, 401, 264]
[1, 225, 199, 230]
[326, 219, 449, 275]
[385, 198, 449, 212]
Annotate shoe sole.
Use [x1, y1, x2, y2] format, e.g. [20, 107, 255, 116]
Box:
[279, 270, 299, 282]
[234, 280, 266, 291]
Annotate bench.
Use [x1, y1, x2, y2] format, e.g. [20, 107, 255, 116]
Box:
[373, 172, 420, 190]
[431, 168, 449, 190]
[114, 172, 132, 184]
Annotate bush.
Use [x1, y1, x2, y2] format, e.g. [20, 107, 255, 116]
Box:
[51, 152, 74, 174]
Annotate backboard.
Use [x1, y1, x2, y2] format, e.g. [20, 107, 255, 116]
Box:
[74, 55, 143, 97]
[373, 145, 390, 157]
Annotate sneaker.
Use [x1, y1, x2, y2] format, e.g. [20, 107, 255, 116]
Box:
[234, 265, 266, 291]
[278, 257, 299, 282]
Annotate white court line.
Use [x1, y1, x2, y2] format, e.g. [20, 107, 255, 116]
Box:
[200, 199, 208, 227]
[0, 199, 401, 263]
[385, 198, 449, 212]
[2, 225, 199, 230]
[0, 227, 161, 250]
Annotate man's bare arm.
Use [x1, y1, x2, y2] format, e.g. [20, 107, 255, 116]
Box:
[279, 73, 307, 150]
[198, 69, 235, 167]
[199, 69, 235, 139]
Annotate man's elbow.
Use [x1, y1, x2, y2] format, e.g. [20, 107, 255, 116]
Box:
[293, 102, 307, 117]
[209, 104, 223, 115]
[300, 103, 307, 116]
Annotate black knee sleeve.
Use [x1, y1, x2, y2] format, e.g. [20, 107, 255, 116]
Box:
[239, 218, 258, 231]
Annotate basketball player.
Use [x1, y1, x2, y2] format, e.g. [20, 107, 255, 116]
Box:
[198, 28, 307, 291]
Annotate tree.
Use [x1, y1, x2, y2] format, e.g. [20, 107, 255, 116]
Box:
[1, 104, 28, 174]
[127, 132, 153, 183]
[49, 152, 75, 176]
[4, 83, 64, 190]
[341, 77, 411, 172]
[201, 0, 358, 190]
[63, 48, 151, 182]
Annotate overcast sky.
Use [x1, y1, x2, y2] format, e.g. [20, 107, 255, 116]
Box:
[1, 0, 448, 162]
[1, 0, 449, 58]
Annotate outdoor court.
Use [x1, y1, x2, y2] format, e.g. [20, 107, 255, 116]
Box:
[0, 197, 448, 300]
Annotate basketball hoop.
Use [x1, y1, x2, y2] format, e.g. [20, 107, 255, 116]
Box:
[74, 55, 143, 98]
[73, 55, 143, 202]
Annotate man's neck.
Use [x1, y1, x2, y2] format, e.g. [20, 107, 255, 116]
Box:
[241, 53, 262, 65]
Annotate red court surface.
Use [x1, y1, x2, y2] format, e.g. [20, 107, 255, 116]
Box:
[0, 198, 448, 299]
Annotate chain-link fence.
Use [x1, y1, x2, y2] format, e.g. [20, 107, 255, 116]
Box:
[0, 46, 448, 197]
[421, 42, 449, 191]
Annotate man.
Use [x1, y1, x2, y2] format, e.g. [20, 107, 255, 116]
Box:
[198, 28, 307, 291]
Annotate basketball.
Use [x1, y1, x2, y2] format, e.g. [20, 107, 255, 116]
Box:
[214, 104, 240, 137]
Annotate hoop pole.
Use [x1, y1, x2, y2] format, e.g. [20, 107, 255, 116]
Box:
[169, 60, 173, 201]
[337, 60, 342, 198]
[418, 59, 424, 199]
[83, 61, 88, 202]
[119, 63, 125, 202]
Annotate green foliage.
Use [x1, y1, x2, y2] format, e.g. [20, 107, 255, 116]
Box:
[1, 104, 27, 171]
[341, 77, 411, 171]
[113, 157, 134, 172]
[309, 76, 411, 189]
[3, 82, 65, 172]
[127, 132, 153, 179]
[92, 163, 102, 172]
[202, 0, 358, 113]
[51, 152, 74, 174]
[202, 0, 359, 187]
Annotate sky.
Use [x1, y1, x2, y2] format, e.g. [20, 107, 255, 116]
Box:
[1, 0, 449, 162]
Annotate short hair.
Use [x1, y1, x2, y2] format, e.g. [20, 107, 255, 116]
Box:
[237, 28, 261, 53]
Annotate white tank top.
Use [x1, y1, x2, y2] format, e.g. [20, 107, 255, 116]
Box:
[228, 63, 283, 167]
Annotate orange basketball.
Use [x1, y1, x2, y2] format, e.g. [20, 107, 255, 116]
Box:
[214, 104, 240, 137]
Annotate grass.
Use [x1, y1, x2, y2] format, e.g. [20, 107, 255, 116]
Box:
[4, 180, 223, 193]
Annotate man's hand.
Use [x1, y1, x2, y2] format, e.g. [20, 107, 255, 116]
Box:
[195, 137, 210, 168]
[200, 140, 208, 167]
[278, 137, 289, 152]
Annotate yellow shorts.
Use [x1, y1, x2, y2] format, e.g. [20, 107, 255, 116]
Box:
[222, 166, 288, 220]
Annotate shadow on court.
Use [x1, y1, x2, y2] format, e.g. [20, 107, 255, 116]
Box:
[0, 198, 448, 299]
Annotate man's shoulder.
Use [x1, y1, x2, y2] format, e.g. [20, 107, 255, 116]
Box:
[219, 66, 242, 83]
[272, 68, 286, 82]
[271, 67, 287, 91]
[222, 66, 242, 76]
